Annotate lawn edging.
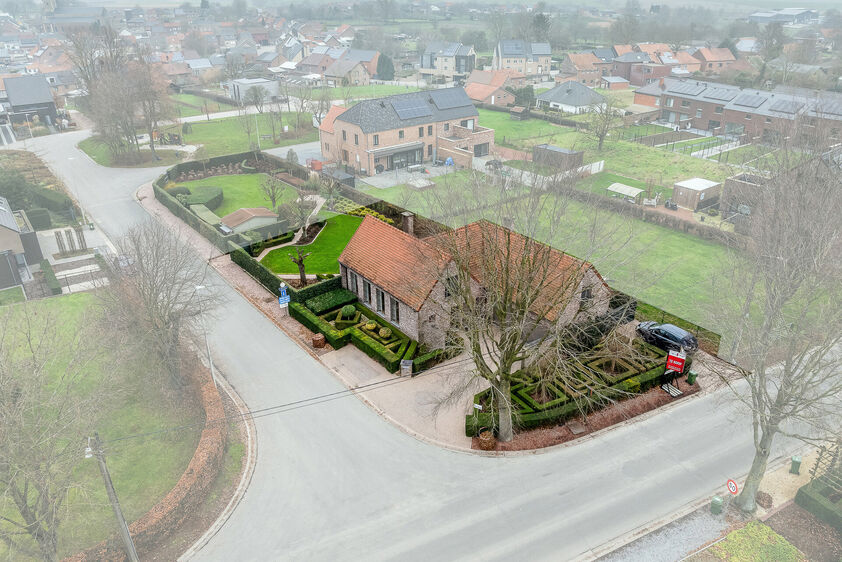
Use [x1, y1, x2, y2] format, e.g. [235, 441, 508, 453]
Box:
[64, 362, 226, 562]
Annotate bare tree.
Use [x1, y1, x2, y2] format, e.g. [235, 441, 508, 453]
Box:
[130, 57, 174, 158]
[712, 131, 842, 512]
[260, 173, 286, 209]
[421, 170, 645, 441]
[100, 221, 217, 388]
[243, 85, 270, 114]
[267, 98, 284, 142]
[238, 106, 256, 151]
[583, 95, 622, 151]
[294, 84, 313, 133]
[278, 196, 317, 233]
[310, 87, 333, 126]
[288, 247, 312, 287]
[0, 304, 110, 561]
[320, 178, 342, 211]
[224, 55, 248, 81]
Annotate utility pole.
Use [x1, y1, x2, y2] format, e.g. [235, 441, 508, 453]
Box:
[87, 433, 139, 562]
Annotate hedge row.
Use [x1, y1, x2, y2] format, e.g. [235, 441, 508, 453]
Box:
[635, 300, 721, 355]
[185, 187, 223, 210]
[190, 204, 221, 226]
[465, 349, 686, 436]
[31, 184, 74, 212]
[795, 482, 842, 534]
[26, 207, 51, 230]
[40, 260, 62, 295]
[154, 183, 235, 252]
[305, 289, 357, 315]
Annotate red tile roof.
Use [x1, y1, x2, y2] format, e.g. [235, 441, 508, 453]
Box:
[613, 44, 633, 56]
[566, 52, 600, 70]
[319, 105, 347, 134]
[693, 47, 736, 62]
[339, 216, 448, 311]
[464, 82, 506, 102]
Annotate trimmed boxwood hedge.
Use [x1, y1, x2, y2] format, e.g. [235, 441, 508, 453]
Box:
[31, 185, 74, 212]
[185, 187, 223, 210]
[795, 482, 842, 533]
[289, 302, 353, 348]
[26, 208, 51, 230]
[305, 289, 357, 315]
[40, 260, 62, 295]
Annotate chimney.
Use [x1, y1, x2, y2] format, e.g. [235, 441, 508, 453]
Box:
[659, 77, 665, 89]
[401, 211, 415, 236]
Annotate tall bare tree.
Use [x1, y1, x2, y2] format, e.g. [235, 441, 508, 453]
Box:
[0, 304, 109, 561]
[100, 221, 217, 388]
[260, 173, 286, 209]
[243, 85, 270, 114]
[130, 58, 174, 158]
[288, 247, 311, 287]
[421, 170, 646, 441]
[583, 95, 622, 151]
[238, 106, 256, 151]
[712, 130, 842, 512]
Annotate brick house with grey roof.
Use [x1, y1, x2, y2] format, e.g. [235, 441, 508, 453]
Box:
[319, 87, 494, 174]
[491, 40, 552, 78]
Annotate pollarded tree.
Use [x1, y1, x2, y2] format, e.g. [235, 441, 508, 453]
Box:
[260, 173, 286, 209]
[712, 128, 842, 512]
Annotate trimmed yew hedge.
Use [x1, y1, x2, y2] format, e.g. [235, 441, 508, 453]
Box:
[40, 260, 62, 295]
[795, 482, 842, 533]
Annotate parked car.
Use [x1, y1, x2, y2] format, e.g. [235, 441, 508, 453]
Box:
[636, 321, 698, 353]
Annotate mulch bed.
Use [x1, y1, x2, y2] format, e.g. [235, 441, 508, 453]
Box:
[471, 377, 699, 451]
[766, 503, 842, 562]
[295, 223, 324, 245]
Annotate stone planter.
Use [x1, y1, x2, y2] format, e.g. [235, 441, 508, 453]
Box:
[312, 333, 326, 349]
[477, 428, 496, 451]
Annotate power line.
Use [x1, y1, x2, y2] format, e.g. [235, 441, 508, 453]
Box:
[101, 354, 480, 449]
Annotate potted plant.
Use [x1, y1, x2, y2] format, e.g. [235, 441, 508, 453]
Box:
[477, 427, 496, 451]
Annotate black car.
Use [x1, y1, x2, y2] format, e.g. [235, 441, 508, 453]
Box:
[636, 321, 698, 353]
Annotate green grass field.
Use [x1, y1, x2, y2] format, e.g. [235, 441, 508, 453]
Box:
[478, 108, 581, 150]
[709, 521, 804, 561]
[174, 173, 298, 217]
[0, 286, 25, 305]
[717, 143, 774, 166]
[158, 113, 318, 159]
[577, 171, 672, 199]
[0, 293, 201, 558]
[594, 87, 636, 108]
[170, 93, 236, 117]
[78, 138, 186, 168]
[261, 214, 363, 274]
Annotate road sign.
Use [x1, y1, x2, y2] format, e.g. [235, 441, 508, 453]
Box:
[727, 479, 739, 495]
[666, 350, 687, 373]
[473, 404, 483, 411]
[278, 295, 290, 307]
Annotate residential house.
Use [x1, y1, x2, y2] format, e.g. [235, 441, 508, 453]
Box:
[559, 52, 604, 87]
[748, 9, 817, 24]
[2, 75, 57, 125]
[613, 44, 633, 56]
[220, 208, 278, 234]
[323, 59, 370, 87]
[419, 42, 476, 83]
[464, 69, 524, 105]
[338, 216, 611, 350]
[735, 38, 759, 56]
[629, 60, 672, 86]
[692, 47, 736, 74]
[601, 76, 629, 90]
[160, 62, 192, 86]
[634, 43, 670, 58]
[492, 40, 552, 78]
[0, 196, 41, 290]
[255, 51, 285, 68]
[342, 49, 380, 78]
[227, 77, 280, 104]
[612, 51, 651, 82]
[319, 87, 494, 174]
[536, 82, 605, 113]
[298, 52, 336, 75]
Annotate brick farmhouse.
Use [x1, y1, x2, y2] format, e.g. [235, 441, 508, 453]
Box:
[338, 216, 610, 350]
[318, 87, 494, 174]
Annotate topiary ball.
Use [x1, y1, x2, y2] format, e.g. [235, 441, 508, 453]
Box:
[379, 327, 392, 339]
[365, 321, 377, 331]
[341, 305, 355, 319]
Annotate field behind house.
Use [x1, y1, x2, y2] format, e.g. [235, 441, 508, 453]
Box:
[174, 173, 298, 217]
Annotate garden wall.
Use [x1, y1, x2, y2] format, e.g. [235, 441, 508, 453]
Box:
[64, 363, 226, 561]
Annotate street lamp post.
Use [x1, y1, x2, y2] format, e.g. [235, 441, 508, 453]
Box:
[195, 285, 218, 389]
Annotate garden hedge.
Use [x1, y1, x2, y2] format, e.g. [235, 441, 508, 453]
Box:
[305, 289, 357, 315]
[795, 482, 842, 533]
[31, 185, 74, 212]
[289, 302, 353, 348]
[185, 187, 223, 210]
[26, 207, 51, 230]
[154, 183, 235, 252]
[190, 204, 221, 226]
[40, 260, 62, 295]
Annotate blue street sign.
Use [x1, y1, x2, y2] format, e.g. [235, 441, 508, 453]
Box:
[280, 287, 288, 298]
[278, 295, 291, 305]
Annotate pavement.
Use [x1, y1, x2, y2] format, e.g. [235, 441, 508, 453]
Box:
[8, 130, 813, 562]
[358, 163, 457, 189]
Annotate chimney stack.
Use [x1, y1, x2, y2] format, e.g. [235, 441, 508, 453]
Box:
[401, 211, 415, 236]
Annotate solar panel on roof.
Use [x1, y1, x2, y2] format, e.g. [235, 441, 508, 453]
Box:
[769, 99, 804, 114]
[430, 89, 469, 110]
[390, 97, 432, 120]
[666, 82, 705, 96]
[733, 93, 766, 108]
[703, 88, 738, 101]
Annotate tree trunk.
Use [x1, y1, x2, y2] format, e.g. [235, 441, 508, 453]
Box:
[735, 428, 775, 512]
[497, 378, 514, 442]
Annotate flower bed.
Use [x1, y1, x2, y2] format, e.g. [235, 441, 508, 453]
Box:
[465, 342, 681, 436]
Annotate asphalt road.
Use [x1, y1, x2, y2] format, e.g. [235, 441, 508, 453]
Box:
[13, 132, 803, 561]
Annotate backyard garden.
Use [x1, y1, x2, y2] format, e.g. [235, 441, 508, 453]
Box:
[171, 172, 298, 217]
[170, 93, 236, 118]
[261, 213, 363, 275]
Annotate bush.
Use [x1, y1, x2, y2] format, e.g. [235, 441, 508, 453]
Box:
[351, 329, 404, 372]
[289, 303, 352, 348]
[167, 186, 191, 197]
[185, 187, 223, 210]
[40, 260, 62, 295]
[241, 159, 257, 173]
[340, 305, 356, 319]
[190, 204, 222, 226]
[364, 321, 377, 331]
[707, 208, 719, 216]
[378, 327, 392, 339]
[31, 185, 73, 212]
[26, 208, 51, 230]
[347, 207, 395, 225]
[334, 310, 361, 330]
[304, 289, 357, 315]
[795, 482, 842, 534]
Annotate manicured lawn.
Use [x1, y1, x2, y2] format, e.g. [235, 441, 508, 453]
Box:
[170, 93, 236, 117]
[717, 143, 774, 166]
[308, 84, 423, 100]
[0, 286, 25, 305]
[616, 123, 673, 141]
[594, 87, 636, 108]
[157, 113, 318, 159]
[261, 214, 363, 274]
[357, 169, 484, 217]
[708, 521, 805, 561]
[0, 293, 201, 558]
[174, 173, 298, 217]
[78, 138, 186, 168]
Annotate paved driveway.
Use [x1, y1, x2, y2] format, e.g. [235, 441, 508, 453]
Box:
[7, 131, 807, 562]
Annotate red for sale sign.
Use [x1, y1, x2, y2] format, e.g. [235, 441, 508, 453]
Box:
[666, 350, 687, 373]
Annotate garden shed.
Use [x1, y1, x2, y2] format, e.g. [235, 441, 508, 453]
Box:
[606, 183, 644, 204]
[533, 144, 584, 171]
[672, 178, 722, 210]
[220, 207, 278, 234]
